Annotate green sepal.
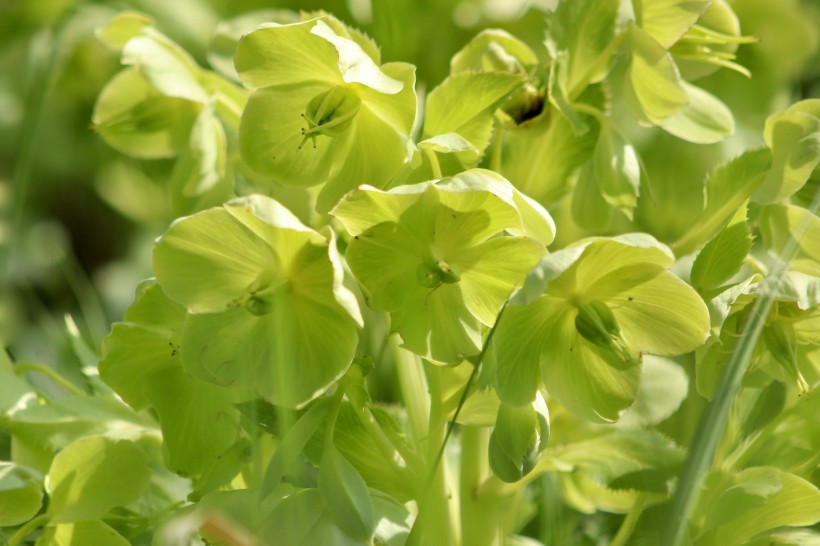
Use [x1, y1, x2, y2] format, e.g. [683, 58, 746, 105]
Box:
[636, 0, 711, 49]
[691, 203, 752, 293]
[450, 29, 538, 74]
[662, 81, 735, 144]
[488, 395, 549, 483]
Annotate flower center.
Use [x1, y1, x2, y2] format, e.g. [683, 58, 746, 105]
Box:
[299, 85, 361, 149]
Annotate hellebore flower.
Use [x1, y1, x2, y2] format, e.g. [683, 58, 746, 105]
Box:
[331, 169, 555, 364]
[152, 194, 363, 408]
[494, 233, 709, 422]
[235, 15, 417, 212]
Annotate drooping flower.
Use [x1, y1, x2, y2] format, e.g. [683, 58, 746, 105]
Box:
[494, 234, 710, 422]
[331, 169, 555, 364]
[235, 15, 417, 212]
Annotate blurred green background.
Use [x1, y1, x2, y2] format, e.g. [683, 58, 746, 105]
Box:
[1, 0, 818, 371]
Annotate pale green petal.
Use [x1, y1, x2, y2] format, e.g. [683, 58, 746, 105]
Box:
[450, 28, 538, 74]
[96, 11, 154, 52]
[456, 237, 546, 325]
[344, 222, 425, 312]
[239, 84, 339, 184]
[391, 284, 482, 364]
[0, 463, 42, 527]
[626, 24, 688, 125]
[691, 204, 752, 293]
[593, 124, 641, 219]
[755, 100, 820, 204]
[121, 32, 208, 103]
[617, 355, 689, 427]
[93, 69, 198, 159]
[153, 207, 275, 312]
[331, 185, 426, 236]
[311, 20, 402, 94]
[663, 82, 735, 144]
[234, 18, 341, 89]
[317, 101, 412, 212]
[143, 366, 238, 477]
[637, 0, 710, 49]
[182, 103, 227, 195]
[495, 297, 567, 406]
[541, 310, 642, 423]
[182, 295, 358, 408]
[39, 520, 131, 546]
[354, 62, 417, 136]
[419, 133, 480, 160]
[600, 270, 710, 355]
[47, 436, 150, 523]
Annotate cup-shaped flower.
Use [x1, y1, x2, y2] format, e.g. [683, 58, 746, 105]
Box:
[153, 195, 363, 408]
[494, 233, 709, 422]
[331, 169, 555, 364]
[235, 15, 417, 212]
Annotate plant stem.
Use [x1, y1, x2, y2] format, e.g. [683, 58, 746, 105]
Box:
[610, 493, 648, 546]
[664, 188, 820, 545]
[460, 426, 502, 546]
[7, 514, 50, 546]
[14, 361, 84, 396]
[424, 148, 443, 179]
[393, 339, 430, 448]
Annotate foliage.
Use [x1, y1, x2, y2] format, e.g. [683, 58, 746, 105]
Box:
[2, 1, 820, 545]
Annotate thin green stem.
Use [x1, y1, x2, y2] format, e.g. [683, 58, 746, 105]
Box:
[610, 493, 648, 546]
[424, 148, 443, 179]
[460, 426, 502, 546]
[7, 514, 50, 546]
[664, 187, 820, 546]
[14, 361, 84, 396]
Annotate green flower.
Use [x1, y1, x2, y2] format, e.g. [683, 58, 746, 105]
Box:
[331, 169, 555, 364]
[495, 234, 709, 422]
[152, 194, 363, 408]
[235, 15, 417, 212]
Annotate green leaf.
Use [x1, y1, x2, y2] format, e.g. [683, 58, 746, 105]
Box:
[663, 82, 735, 144]
[0, 462, 42, 526]
[258, 489, 366, 545]
[672, 147, 772, 256]
[695, 468, 820, 546]
[318, 444, 376, 541]
[637, 0, 711, 49]
[759, 204, 820, 276]
[754, 100, 820, 204]
[423, 72, 525, 161]
[691, 203, 752, 292]
[450, 29, 538, 74]
[47, 435, 151, 523]
[544, 0, 619, 92]
[535, 429, 685, 485]
[625, 24, 688, 126]
[35, 520, 131, 546]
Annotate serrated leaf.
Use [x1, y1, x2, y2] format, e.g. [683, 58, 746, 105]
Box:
[672, 148, 772, 256]
[691, 203, 752, 292]
[0, 462, 42, 526]
[318, 444, 375, 541]
[423, 72, 524, 162]
[545, 0, 619, 92]
[695, 468, 820, 546]
[663, 82, 735, 143]
[47, 436, 151, 523]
